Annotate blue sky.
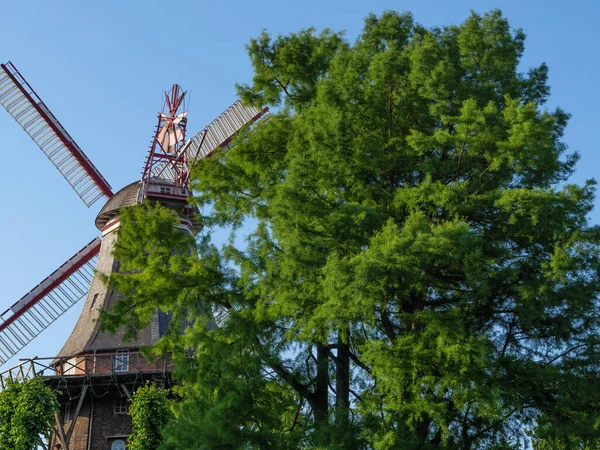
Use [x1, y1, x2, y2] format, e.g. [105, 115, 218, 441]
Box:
[0, 0, 598, 368]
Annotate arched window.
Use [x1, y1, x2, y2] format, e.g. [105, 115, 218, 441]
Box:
[111, 440, 126, 450]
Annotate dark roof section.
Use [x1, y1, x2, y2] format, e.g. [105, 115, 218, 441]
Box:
[95, 181, 141, 230]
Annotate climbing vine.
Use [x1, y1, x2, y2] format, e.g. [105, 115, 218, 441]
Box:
[128, 381, 171, 450]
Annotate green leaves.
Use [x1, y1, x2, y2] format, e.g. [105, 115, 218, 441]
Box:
[0, 377, 57, 450]
[236, 28, 345, 109]
[105, 9, 600, 449]
[128, 382, 170, 450]
[101, 202, 214, 341]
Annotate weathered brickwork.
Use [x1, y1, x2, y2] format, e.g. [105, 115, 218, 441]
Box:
[89, 392, 132, 450]
[51, 386, 135, 450]
[61, 397, 91, 450]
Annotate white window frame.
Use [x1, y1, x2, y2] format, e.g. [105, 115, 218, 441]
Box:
[64, 357, 80, 375]
[113, 398, 128, 415]
[114, 350, 129, 372]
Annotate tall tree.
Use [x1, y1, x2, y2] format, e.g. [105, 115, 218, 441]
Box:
[105, 10, 600, 449]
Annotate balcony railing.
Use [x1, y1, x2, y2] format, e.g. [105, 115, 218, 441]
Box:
[0, 351, 174, 391]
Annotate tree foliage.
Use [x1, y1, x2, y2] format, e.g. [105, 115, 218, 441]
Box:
[128, 382, 171, 450]
[0, 377, 57, 450]
[106, 9, 600, 449]
[236, 27, 344, 109]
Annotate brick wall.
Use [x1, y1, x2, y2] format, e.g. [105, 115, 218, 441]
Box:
[89, 392, 132, 450]
[52, 384, 134, 450]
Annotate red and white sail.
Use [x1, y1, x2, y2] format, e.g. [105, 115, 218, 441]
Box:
[0, 62, 113, 206]
[0, 238, 101, 366]
[184, 100, 267, 167]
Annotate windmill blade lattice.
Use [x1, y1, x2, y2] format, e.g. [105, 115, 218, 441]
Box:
[0, 62, 113, 207]
[183, 100, 267, 165]
[0, 238, 101, 366]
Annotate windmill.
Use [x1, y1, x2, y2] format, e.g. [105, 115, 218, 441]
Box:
[0, 61, 266, 449]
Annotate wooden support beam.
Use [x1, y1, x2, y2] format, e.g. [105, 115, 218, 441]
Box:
[65, 384, 88, 445]
[54, 411, 69, 450]
[120, 383, 132, 399]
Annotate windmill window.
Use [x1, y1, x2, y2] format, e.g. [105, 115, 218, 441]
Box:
[115, 350, 129, 372]
[64, 357, 79, 375]
[111, 439, 126, 450]
[64, 402, 71, 422]
[90, 293, 98, 310]
[113, 398, 128, 415]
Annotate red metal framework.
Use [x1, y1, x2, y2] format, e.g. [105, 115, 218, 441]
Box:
[0, 61, 113, 206]
[141, 84, 189, 199]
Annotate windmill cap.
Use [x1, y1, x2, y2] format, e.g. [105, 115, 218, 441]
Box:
[95, 181, 141, 230]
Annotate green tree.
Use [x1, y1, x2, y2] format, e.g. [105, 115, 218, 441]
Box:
[128, 382, 171, 450]
[0, 377, 57, 450]
[106, 10, 600, 449]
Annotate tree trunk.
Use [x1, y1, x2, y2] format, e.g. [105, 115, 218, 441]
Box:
[313, 343, 329, 427]
[335, 329, 350, 428]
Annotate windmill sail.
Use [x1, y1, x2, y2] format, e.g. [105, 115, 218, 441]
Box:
[183, 100, 267, 166]
[0, 62, 113, 206]
[0, 238, 101, 366]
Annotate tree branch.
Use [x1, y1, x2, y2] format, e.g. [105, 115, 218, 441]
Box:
[255, 337, 313, 401]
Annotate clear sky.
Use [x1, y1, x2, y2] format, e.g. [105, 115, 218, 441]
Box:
[0, 0, 598, 369]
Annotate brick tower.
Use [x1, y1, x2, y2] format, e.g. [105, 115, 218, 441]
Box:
[46, 181, 196, 450]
